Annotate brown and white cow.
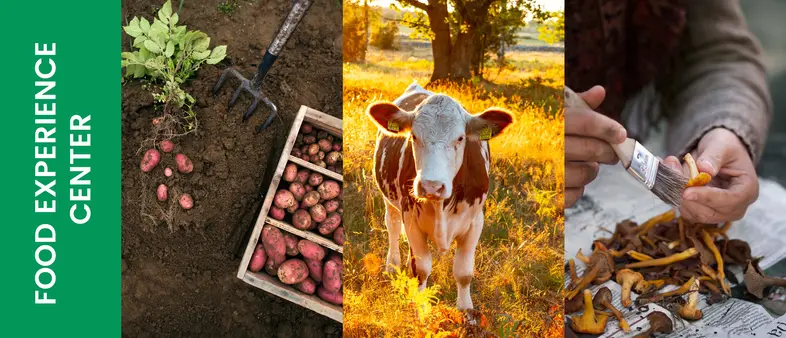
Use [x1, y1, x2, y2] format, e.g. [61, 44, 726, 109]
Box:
[366, 83, 513, 309]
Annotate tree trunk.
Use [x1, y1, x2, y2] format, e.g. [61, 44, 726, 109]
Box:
[361, 0, 369, 62]
[449, 30, 474, 80]
[426, 2, 451, 82]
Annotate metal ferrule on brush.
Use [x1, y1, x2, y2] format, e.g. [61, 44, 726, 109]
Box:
[626, 141, 658, 190]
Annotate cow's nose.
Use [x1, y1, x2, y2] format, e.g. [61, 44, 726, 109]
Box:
[420, 180, 445, 198]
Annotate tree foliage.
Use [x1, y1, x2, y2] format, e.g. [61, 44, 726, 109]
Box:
[538, 10, 565, 45]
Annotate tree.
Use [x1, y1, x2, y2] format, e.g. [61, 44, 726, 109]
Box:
[538, 10, 564, 45]
[343, 0, 369, 62]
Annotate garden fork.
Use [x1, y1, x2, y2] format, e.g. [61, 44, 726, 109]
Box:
[212, 0, 314, 132]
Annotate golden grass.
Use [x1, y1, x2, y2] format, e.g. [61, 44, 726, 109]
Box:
[342, 49, 565, 337]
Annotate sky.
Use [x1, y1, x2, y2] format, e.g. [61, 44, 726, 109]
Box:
[368, 0, 564, 12]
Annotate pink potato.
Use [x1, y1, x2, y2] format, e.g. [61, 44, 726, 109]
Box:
[301, 123, 313, 134]
[324, 200, 340, 213]
[295, 169, 310, 184]
[140, 148, 161, 172]
[318, 139, 332, 152]
[179, 193, 193, 209]
[314, 160, 327, 168]
[318, 180, 341, 200]
[291, 148, 302, 157]
[248, 244, 267, 272]
[156, 184, 168, 202]
[164, 167, 173, 177]
[298, 240, 326, 261]
[304, 185, 314, 193]
[289, 182, 306, 201]
[310, 204, 327, 223]
[283, 163, 298, 182]
[261, 225, 286, 267]
[284, 233, 300, 256]
[327, 252, 342, 266]
[303, 135, 316, 145]
[286, 204, 298, 213]
[307, 143, 320, 156]
[269, 206, 286, 220]
[301, 154, 311, 162]
[264, 258, 278, 276]
[305, 258, 323, 282]
[332, 143, 342, 152]
[277, 259, 309, 285]
[273, 189, 296, 209]
[152, 117, 163, 126]
[322, 260, 342, 293]
[302, 191, 320, 208]
[175, 153, 193, 174]
[326, 151, 342, 165]
[318, 212, 341, 235]
[333, 227, 345, 245]
[308, 172, 323, 187]
[317, 131, 329, 140]
[292, 209, 312, 230]
[160, 140, 175, 153]
[317, 287, 343, 305]
[294, 277, 316, 295]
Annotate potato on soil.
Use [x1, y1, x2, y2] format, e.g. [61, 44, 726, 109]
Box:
[164, 167, 173, 177]
[324, 200, 340, 213]
[305, 258, 323, 282]
[156, 184, 168, 201]
[302, 191, 321, 208]
[277, 259, 309, 285]
[160, 140, 175, 153]
[301, 123, 313, 134]
[175, 153, 194, 174]
[326, 151, 342, 165]
[283, 233, 300, 256]
[269, 206, 286, 220]
[179, 193, 193, 209]
[273, 189, 296, 209]
[310, 204, 327, 223]
[317, 287, 343, 305]
[249, 244, 267, 272]
[298, 239, 326, 261]
[319, 212, 341, 235]
[289, 182, 306, 201]
[140, 149, 161, 172]
[295, 169, 310, 184]
[333, 227, 345, 245]
[322, 260, 342, 293]
[294, 277, 317, 295]
[318, 180, 341, 200]
[261, 225, 286, 267]
[283, 163, 298, 182]
[307, 172, 324, 187]
[307, 143, 320, 156]
[292, 209, 312, 230]
[318, 139, 332, 152]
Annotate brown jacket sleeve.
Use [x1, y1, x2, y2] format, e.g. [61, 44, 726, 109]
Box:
[660, 0, 772, 164]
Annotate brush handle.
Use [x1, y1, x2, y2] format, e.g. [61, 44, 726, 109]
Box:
[563, 86, 635, 168]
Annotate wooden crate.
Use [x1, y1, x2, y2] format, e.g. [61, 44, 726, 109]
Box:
[237, 105, 343, 322]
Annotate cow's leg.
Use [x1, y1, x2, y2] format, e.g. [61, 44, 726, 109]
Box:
[384, 201, 402, 271]
[454, 211, 483, 310]
[406, 220, 432, 290]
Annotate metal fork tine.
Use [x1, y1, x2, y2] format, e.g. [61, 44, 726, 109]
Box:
[256, 97, 278, 132]
[212, 68, 232, 95]
[229, 85, 244, 108]
[244, 98, 259, 121]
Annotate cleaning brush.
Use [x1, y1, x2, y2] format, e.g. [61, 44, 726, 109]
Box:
[564, 86, 687, 207]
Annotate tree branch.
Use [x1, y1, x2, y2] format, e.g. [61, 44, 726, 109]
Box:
[396, 0, 428, 11]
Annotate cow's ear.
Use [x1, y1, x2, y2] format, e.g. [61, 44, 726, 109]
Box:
[467, 108, 514, 140]
[366, 101, 414, 135]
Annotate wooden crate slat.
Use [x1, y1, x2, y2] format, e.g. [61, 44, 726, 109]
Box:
[266, 217, 343, 253]
[287, 155, 343, 182]
[304, 107, 342, 137]
[242, 271, 343, 323]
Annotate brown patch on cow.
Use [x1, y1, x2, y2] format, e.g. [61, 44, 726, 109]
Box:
[398, 93, 428, 111]
[410, 246, 417, 276]
[373, 133, 418, 212]
[444, 140, 490, 212]
[456, 275, 472, 288]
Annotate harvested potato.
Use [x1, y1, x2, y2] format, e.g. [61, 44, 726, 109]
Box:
[318, 139, 332, 152]
[261, 225, 286, 267]
[313, 160, 327, 168]
[274, 189, 296, 209]
[295, 169, 310, 184]
[249, 244, 267, 272]
[332, 143, 341, 152]
[326, 151, 342, 165]
[283, 163, 298, 182]
[160, 140, 175, 153]
[310, 204, 327, 223]
[269, 206, 286, 221]
[333, 227, 345, 245]
[298, 240, 326, 261]
[317, 287, 343, 305]
[307, 144, 320, 156]
[324, 200, 340, 213]
[264, 257, 278, 276]
[322, 260, 342, 292]
[278, 259, 309, 285]
[304, 185, 314, 193]
[303, 135, 316, 145]
[301, 123, 313, 134]
[292, 210, 312, 230]
[289, 182, 306, 201]
[302, 191, 321, 208]
[318, 180, 341, 200]
[179, 193, 193, 209]
[308, 172, 324, 187]
[175, 153, 194, 174]
[164, 167, 173, 177]
[284, 233, 300, 256]
[317, 131, 329, 140]
[295, 277, 317, 295]
[305, 258, 323, 282]
[319, 212, 341, 235]
[140, 149, 161, 172]
[156, 184, 168, 202]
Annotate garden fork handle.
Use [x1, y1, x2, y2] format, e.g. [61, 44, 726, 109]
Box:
[252, 0, 314, 88]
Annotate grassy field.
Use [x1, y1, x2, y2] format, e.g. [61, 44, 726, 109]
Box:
[342, 46, 565, 337]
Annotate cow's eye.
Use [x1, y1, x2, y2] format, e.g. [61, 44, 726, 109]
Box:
[457, 136, 464, 142]
[411, 134, 418, 142]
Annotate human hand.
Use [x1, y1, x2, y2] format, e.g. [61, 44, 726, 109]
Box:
[565, 86, 628, 208]
[661, 128, 759, 223]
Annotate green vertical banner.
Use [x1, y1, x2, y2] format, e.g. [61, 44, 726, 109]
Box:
[0, 0, 120, 336]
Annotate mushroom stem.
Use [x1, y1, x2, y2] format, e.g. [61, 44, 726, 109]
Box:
[569, 289, 609, 335]
[636, 209, 676, 237]
[610, 248, 630, 258]
[568, 259, 578, 282]
[576, 249, 590, 264]
[566, 265, 600, 300]
[637, 277, 697, 304]
[627, 250, 654, 261]
[700, 264, 718, 280]
[701, 230, 731, 296]
[624, 248, 698, 269]
[678, 278, 703, 320]
[668, 240, 681, 250]
[604, 303, 630, 333]
[634, 279, 668, 293]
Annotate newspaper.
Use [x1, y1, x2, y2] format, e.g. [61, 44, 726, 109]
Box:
[564, 137, 786, 337]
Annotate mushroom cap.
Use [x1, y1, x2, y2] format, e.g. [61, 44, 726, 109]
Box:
[592, 287, 613, 310]
[646, 312, 674, 333]
[616, 268, 644, 285]
[744, 260, 766, 299]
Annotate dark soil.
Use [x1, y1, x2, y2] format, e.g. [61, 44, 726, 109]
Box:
[121, 0, 342, 337]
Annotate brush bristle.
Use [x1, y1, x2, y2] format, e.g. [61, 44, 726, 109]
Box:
[651, 163, 688, 207]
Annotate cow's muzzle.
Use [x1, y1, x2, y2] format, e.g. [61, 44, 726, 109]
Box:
[417, 179, 447, 200]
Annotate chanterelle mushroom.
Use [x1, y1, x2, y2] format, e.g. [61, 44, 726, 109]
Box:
[633, 312, 674, 338]
[570, 289, 609, 334]
[744, 260, 786, 299]
[616, 269, 643, 307]
[593, 287, 630, 333]
[677, 278, 703, 320]
[566, 244, 615, 299]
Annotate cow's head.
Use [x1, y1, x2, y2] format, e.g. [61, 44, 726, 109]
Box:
[367, 94, 513, 200]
